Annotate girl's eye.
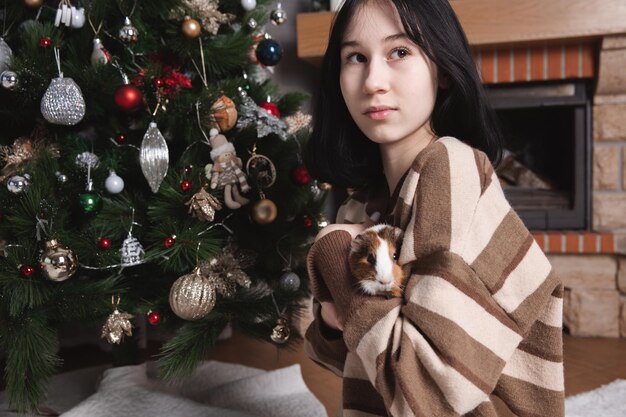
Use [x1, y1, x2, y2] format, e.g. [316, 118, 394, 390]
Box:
[367, 253, 376, 265]
[347, 53, 367, 64]
[390, 48, 410, 60]
[393, 252, 399, 261]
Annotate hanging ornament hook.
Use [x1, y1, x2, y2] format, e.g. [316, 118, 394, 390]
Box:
[53, 47, 62, 78]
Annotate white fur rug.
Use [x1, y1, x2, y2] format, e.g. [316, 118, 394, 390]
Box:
[566, 379, 626, 417]
[0, 361, 327, 417]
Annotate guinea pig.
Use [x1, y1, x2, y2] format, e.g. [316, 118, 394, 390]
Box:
[349, 224, 406, 297]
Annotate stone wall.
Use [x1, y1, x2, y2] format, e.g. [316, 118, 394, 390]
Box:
[557, 34, 626, 338]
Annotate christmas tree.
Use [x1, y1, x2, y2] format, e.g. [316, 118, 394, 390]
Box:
[0, 0, 325, 412]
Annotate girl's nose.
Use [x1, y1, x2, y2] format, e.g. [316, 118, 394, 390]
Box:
[363, 59, 390, 95]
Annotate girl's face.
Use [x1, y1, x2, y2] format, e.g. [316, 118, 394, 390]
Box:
[339, 1, 439, 147]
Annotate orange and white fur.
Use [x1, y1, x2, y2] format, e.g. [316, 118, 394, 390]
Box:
[349, 224, 406, 297]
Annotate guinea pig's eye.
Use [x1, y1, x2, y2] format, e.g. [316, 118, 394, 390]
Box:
[367, 253, 376, 265]
[393, 252, 399, 261]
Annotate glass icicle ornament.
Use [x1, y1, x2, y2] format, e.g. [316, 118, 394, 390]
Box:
[40, 48, 85, 126]
[0, 37, 13, 73]
[140, 122, 169, 193]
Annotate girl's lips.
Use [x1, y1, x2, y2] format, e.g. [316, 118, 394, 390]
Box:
[365, 109, 396, 120]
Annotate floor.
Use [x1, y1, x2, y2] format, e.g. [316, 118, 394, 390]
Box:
[207, 333, 626, 416]
[3, 332, 626, 416]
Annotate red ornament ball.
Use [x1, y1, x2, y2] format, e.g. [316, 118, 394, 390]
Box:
[147, 311, 161, 325]
[292, 165, 310, 186]
[98, 237, 112, 250]
[180, 180, 191, 192]
[116, 133, 126, 143]
[39, 37, 52, 48]
[259, 102, 280, 118]
[114, 84, 143, 112]
[20, 264, 35, 278]
[164, 236, 176, 248]
[303, 216, 314, 229]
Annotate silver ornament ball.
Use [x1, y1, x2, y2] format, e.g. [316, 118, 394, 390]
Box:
[7, 174, 30, 193]
[105, 171, 125, 194]
[1, 70, 18, 90]
[270, 6, 287, 25]
[119, 17, 139, 44]
[279, 271, 301, 292]
[247, 18, 258, 30]
[55, 171, 68, 183]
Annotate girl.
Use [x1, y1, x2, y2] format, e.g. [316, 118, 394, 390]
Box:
[303, 1, 565, 416]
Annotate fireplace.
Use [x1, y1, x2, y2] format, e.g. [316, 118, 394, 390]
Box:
[486, 81, 592, 230]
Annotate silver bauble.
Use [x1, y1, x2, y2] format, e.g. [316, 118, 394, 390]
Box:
[118, 17, 139, 44]
[279, 271, 301, 292]
[0, 38, 13, 73]
[140, 122, 169, 193]
[1, 70, 18, 90]
[40, 76, 86, 125]
[169, 267, 216, 320]
[39, 239, 78, 282]
[7, 174, 30, 193]
[247, 18, 258, 30]
[270, 4, 287, 25]
[55, 171, 68, 183]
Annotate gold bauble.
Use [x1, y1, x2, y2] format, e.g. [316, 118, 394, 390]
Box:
[24, 0, 43, 7]
[169, 267, 216, 320]
[39, 239, 78, 282]
[181, 16, 201, 39]
[270, 318, 290, 344]
[210, 95, 238, 132]
[251, 198, 277, 224]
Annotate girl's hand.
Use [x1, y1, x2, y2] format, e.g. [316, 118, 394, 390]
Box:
[320, 301, 344, 331]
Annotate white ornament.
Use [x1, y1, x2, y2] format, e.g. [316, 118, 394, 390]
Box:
[91, 38, 110, 67]
[105, 171, 124, 194]
[241, 0, 256, 11]
[0, 38, 13, 73]
[140, 122, 169, 193]
[70, 7, 85, 29]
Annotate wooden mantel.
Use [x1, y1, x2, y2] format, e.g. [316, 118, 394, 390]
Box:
[297, 0, 626, 66]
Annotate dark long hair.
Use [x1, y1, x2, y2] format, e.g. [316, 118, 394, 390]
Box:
[305, 0, 503, 189]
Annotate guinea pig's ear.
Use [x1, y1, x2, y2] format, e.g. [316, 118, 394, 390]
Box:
[350, 234, 365, 254]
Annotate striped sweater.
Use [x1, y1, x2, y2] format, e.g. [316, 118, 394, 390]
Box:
[304, 137, 564, 416]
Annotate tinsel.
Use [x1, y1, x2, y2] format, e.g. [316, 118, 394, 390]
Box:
[170, 0, 236, 35]
[235, 96, 287, 140]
